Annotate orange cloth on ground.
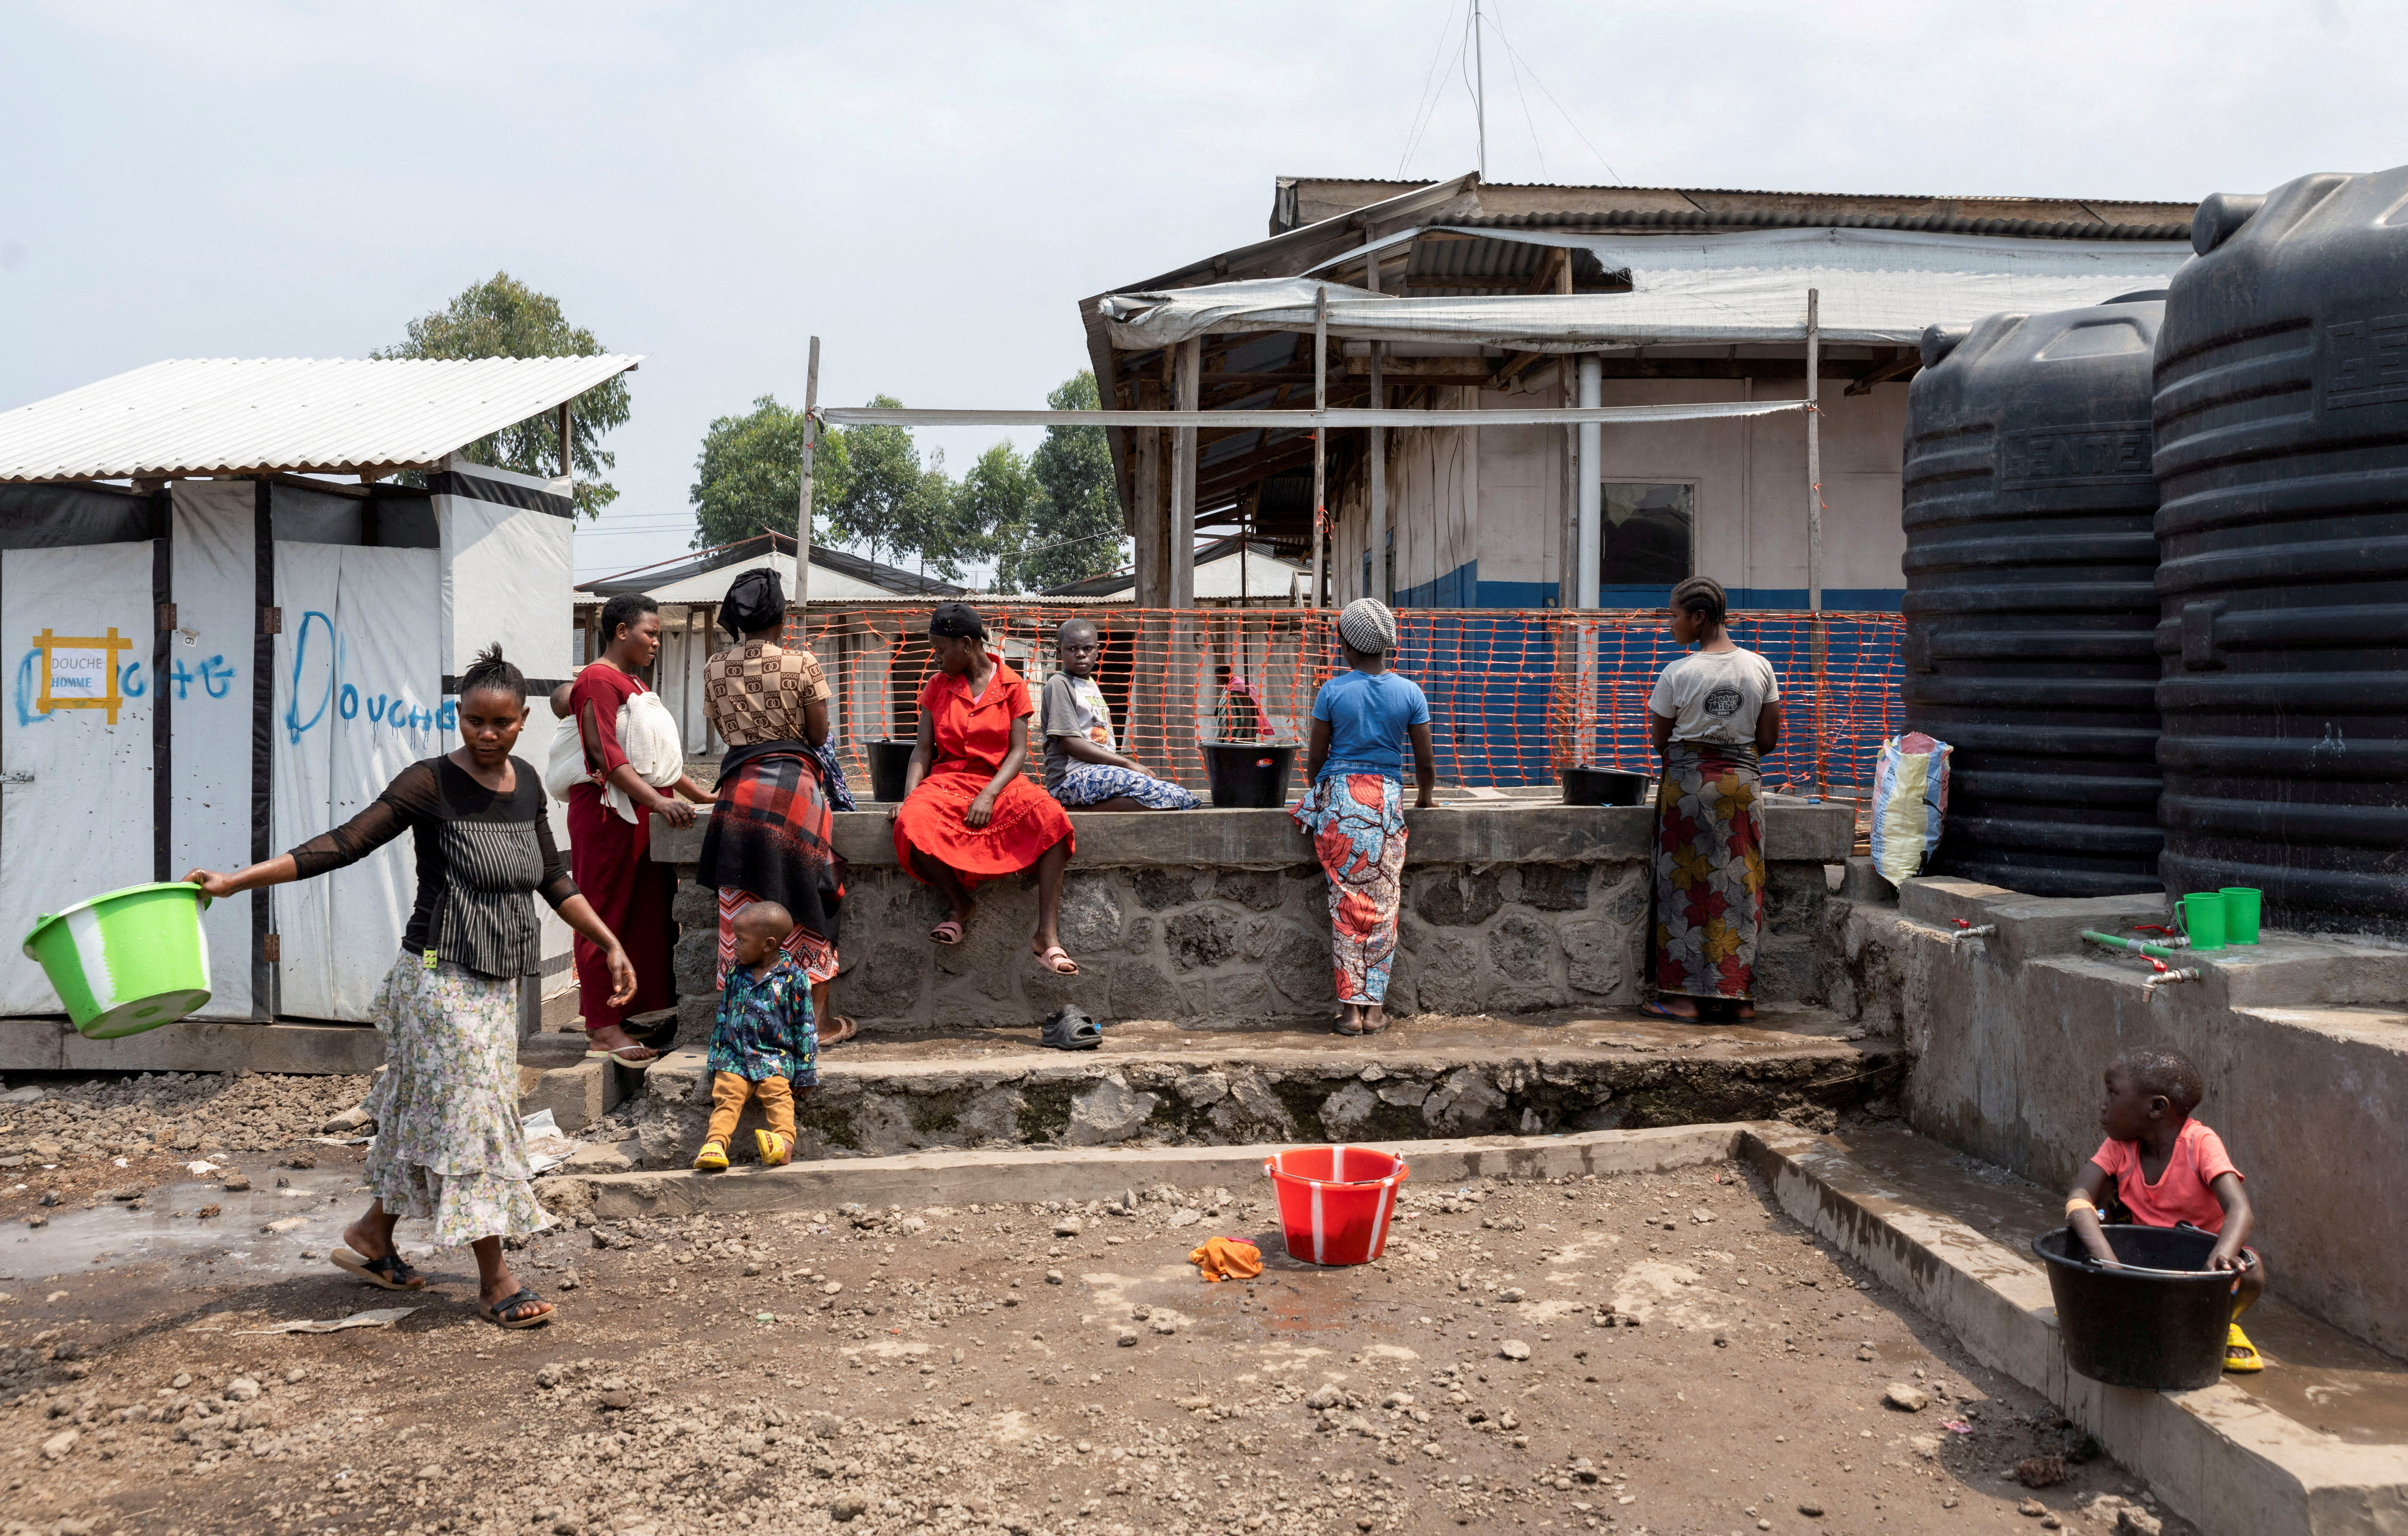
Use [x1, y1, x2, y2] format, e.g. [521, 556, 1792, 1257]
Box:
[1189, 1236, 1264, 1283]
[2089, 1118, 2241, 1233]
[891, 655, 1074, 886]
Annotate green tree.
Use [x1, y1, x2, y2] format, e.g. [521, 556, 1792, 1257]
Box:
[823, 396, 981, 580]
[377, 271, 631, 518]
[992, 371, 1126, 593]
[956, 442, 1042, 590]
[688, 395, 854, 550]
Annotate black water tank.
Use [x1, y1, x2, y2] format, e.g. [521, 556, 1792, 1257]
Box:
[1900, 296, 2166, 896]
[2152, 170, 2408, 936]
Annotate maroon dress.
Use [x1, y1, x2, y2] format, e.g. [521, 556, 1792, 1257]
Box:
[566, 662, 676, 1033]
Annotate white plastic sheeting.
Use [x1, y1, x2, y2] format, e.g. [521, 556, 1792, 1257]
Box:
[1098, 227, 2191, 351]
[0, 355, 641, 484]
[168, 481, 260, 1018]
[0, 543, 158, 1016]
[270, 542, 443, 1022]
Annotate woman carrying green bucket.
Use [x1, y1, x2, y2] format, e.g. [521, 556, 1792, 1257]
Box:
[184, 646, 638, 1330]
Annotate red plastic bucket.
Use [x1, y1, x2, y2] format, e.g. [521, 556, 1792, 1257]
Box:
[1263, 1145, 1409, 1265]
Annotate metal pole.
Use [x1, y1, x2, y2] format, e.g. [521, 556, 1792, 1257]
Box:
[1472, 0, 1488, 182]
[1806, 288, 1822, 614]
[1367, 253, 1387, 603]
[1310, 286, 1329, 609]
[1575, 354, 1602, 608]
[796, 335, 820, 614]
[556, 402, 572, 481]
[1173, 337, 1200, 607]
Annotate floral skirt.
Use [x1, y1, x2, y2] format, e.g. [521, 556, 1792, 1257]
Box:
[1053, 762, 1202, 810]
[1651, 743, 1766, 1002]
[1291, 773, 1410, 1005]
[364, 953, 548, 1248]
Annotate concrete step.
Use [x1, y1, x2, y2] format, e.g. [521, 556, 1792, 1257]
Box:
[1745, 1122, 2408, 1536]
[610, 1004, 1901, 1168]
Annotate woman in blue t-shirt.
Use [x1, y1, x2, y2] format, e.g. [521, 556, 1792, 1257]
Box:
[1291, 599, 1436, 1035]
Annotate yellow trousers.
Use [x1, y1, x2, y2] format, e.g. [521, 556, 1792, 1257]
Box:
[705, 1071, 794, 1146]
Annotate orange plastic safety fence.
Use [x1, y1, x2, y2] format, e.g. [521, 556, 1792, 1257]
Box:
[779, 605, 1904, 803]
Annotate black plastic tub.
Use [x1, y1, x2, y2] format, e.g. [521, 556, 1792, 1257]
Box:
[868, 740, 917, 804]
[1202, 743, 1297, 808]
[2032, 1224, 2234, 1390]
[1562, 766, 1651, 807]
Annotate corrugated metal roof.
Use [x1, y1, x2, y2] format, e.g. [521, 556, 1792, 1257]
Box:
[0, 354, 643, 484]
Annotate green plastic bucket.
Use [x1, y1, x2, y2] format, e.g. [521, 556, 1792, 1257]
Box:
[2181, 892, 2227, 951]
[21, 881, 213, 1039]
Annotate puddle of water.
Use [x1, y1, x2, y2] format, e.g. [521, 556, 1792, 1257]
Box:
[0, 1166, 380, 1283]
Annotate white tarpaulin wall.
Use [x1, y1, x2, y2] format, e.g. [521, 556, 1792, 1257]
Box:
[270, 542, 442, 1021]
[169, 481, 260, 1017]
[431, 460, 577, 989]
[1098, 227, 2193, 351]
[0, 543, 156, 1016]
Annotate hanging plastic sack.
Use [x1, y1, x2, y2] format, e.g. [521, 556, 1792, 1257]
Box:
[1871, 732, 1952, 885]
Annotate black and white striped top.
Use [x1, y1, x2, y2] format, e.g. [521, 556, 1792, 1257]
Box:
[289, 756, 578, 979]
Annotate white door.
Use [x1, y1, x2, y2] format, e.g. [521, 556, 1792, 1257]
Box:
[271, 543, 442, 1021]
[0, 544, 159, 1015]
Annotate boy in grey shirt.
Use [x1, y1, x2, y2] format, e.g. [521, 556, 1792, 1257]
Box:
[1041, 618, 1201, 811]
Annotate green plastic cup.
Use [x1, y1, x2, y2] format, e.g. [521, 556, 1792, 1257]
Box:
[2220, 887, 2263, 944]
[2182, 892, 2227, 951]
[21, 881, 214, 1039]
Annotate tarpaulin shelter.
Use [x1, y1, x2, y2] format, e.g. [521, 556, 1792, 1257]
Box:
[0, 354, 637, 1060]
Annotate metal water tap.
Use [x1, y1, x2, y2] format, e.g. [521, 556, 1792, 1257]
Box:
[2143, 967, 2203, 998]
[1950, 919, 1997, 945]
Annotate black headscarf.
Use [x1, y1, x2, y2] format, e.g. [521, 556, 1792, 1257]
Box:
[928, 601, 987, 640]
[720, 567, 787, 639]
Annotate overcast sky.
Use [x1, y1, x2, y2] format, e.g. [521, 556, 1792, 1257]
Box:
[2, 0, 2394, 581]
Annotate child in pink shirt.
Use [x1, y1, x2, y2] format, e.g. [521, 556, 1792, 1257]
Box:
[2064, 1049, 2268, 1372]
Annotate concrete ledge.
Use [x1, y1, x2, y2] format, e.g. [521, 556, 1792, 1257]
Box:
[516, 1056, 633, 1134]
[0, 1017, 384, 1075]
[548, 1120, 1748, 1219]
[652, 798, 1853, 870]
[1740, 1123, 2408, 1536]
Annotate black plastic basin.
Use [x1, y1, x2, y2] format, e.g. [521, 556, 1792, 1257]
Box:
[1202, 742, 1297, 808]
[868, 740, 917, 804]
[2032, 1224, 2235, 1390]
[1562, 766, 1651, 807]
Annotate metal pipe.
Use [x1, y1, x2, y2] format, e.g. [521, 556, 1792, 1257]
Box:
[1806, 287, 1822, 613]
[1575, 354, 1601, 609]
[1172, 337, 1199, 608]
[1310, 285, 1328, 609]
[1367, 253, 1387, 604]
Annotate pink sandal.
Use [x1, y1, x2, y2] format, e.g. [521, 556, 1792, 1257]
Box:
[929, 920, 965, 946]
[1032, 944, 1079, 975]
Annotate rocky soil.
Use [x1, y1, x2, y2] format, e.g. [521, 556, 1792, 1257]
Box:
[0, 1073, 371, 1217]
[0, 1154, 2195, 1536]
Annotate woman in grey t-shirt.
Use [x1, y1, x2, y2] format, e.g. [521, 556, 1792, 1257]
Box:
[1641, 578, 1783, 1022]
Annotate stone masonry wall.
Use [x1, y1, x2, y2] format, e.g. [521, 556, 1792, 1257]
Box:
[667, 854, 1834, 1033]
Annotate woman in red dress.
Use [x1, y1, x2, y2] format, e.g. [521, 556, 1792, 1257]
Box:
[568, 593, 715, 1060]
[889, 604, 1079, 974]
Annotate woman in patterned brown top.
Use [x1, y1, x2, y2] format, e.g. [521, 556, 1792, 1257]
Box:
[698, 568, 857, 1044]
[185, 647, 636, 1329]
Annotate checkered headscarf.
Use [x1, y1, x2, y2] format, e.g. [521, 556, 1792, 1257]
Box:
[1338, 597, 1398, 656]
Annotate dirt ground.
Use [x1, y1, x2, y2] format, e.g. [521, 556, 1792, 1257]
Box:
[0, 1145, 2196, 1536]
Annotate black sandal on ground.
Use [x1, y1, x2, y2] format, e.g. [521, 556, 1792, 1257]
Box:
[331, 1248, 425, 1291]
[480, 1288, 553, 1330]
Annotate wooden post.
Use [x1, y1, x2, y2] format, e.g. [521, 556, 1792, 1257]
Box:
[797, 335, 821, 614]
[556, 402, 572, 480]
[1806, 288, 1822, 614]
[1309, 285, 1329, 608]
[1134, 418, 1164, 607]
[1367, 256, 1387, 604]
[1172, 338, 1200, 607]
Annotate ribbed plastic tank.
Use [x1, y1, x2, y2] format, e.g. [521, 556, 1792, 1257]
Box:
[1899, 295, 2167, 896]
[2152, 171, 2408, 937]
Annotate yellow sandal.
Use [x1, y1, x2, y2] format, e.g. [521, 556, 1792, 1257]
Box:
[2225, 1323, 2264, 1372]
[693, 1140, 730, 1172]
[755, 1129, 793, 1168]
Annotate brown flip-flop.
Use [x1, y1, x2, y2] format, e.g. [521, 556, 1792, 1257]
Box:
[819, 1015, 860, 1047]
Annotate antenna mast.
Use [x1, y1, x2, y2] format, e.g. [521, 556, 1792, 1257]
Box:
[1472, 0, 1488, 179]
